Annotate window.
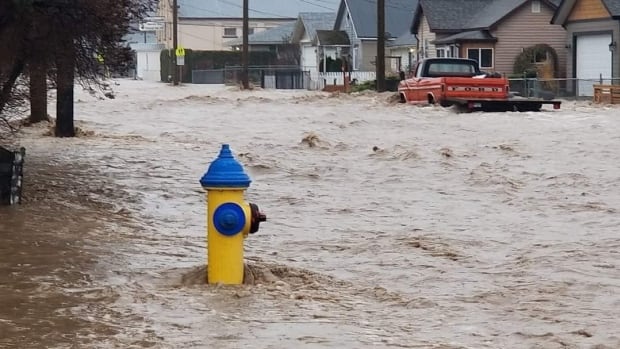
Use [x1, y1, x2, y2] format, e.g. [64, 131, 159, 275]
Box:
[248, 27, 255, 35]
[531, 0, 541, 13]
[223, 27, 237, 37]
[467, 48, 493, 68]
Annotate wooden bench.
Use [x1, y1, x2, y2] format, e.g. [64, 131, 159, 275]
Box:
[593, 84, 620, 104]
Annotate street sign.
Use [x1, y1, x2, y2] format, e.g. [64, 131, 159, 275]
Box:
[139, 22, 164, 31]
[176, 56, 185, 66]
[175, 47, 185, 57]
[144, 16, 164, 22]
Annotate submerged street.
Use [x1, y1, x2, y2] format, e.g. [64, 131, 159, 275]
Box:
[1, 80, 619, 348]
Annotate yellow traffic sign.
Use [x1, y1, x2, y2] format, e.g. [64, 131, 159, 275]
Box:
[175, 47, 185, 57]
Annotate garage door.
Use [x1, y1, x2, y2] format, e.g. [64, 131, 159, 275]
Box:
[576, 34, 612, 96]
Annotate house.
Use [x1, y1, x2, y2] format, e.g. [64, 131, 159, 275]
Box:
[551, 0, 620, 96]
[157, 0, 312, 50]
[387, 32, 418, 72]
[412, 0, 566, 78]
[289, 12, 338, 75]
[331, 0, 419, 71]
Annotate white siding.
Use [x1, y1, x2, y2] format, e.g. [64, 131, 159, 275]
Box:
[418, 15, 436, 58]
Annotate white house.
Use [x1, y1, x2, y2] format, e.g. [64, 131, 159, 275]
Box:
[290, 12, 338, 75]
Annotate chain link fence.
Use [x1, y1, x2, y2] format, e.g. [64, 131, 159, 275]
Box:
[508, 77, 620, 99]
[192, 66, 309, 89]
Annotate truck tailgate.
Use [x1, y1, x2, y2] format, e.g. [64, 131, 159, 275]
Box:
[443, 77, 507, 99]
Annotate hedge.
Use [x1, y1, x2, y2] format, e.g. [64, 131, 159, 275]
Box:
[160, 49, 277, 83]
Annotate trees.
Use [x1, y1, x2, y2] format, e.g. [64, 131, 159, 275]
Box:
[0, 0, 30, 136]
[0, 0, 155, 137]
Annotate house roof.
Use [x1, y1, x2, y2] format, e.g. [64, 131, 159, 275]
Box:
[291, 12, 337, 43]
[432, 30, 497, 45]
[551, 0, 620, 24]
[316, 30, 351, 45]
[605, 0, 620, 16]
[178, 0, 339, 19]
[335, 0, 418, 39]
[225, 22, 296, 46]
[413, 0, 561, 34]
[387, 32, 418, 47]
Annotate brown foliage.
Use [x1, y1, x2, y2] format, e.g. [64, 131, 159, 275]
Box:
[1, 0, 155, 136]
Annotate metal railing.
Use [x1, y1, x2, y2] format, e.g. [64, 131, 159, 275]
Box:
[191, 65, 303, 86]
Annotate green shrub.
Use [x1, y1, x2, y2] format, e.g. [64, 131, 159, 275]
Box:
[160, 50, 277, 83]
[512, 44, 558, 77]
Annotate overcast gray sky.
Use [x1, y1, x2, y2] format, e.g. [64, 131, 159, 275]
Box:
[179, 0, 342, 18]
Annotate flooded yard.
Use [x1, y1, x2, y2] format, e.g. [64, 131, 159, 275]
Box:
[1, 80, 619, 348]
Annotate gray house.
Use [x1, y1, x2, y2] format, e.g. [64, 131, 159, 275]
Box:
[551, 0, 620, 96]
[330, 0, 419, 71]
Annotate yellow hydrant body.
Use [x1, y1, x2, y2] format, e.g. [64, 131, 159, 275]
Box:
[205, 188, 250, 284]
[200, 144, 266, 285]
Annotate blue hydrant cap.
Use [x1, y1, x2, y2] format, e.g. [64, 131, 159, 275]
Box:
[200, 144, 251, 188]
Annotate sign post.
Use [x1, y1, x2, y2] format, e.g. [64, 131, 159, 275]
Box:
[175, 46, 185, 84]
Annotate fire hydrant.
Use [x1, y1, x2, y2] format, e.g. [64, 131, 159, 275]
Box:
[200, 144, 266, 285]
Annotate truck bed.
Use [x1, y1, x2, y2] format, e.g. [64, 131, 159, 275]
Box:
[445, 97, 562, 112]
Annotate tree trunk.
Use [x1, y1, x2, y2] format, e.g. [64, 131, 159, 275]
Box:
[28, 60, 48, 123]
[55, 37, 75, 137]
[0, 60, 24, 115]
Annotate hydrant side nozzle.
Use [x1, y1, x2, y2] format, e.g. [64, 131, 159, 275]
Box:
[249, 202, 266, 234]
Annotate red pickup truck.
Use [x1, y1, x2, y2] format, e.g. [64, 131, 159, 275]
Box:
[398, 58, 561, 112]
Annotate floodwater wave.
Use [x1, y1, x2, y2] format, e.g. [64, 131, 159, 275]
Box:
[1, 80, 619, 348]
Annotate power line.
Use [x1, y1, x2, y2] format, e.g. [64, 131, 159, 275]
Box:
[217, 0, 291, 18]
[298, 0, 337, 11]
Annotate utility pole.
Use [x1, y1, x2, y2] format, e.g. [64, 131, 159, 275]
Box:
[172, 0, 179, 85]
[376, 0, 386, 92]
[242, 0, 250, 89]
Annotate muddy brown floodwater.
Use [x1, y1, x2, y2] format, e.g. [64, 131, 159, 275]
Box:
[1, 80, 619, 348]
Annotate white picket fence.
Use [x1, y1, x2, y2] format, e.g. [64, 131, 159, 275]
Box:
[310, 71, 376, 90]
